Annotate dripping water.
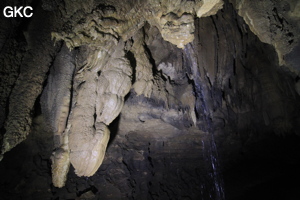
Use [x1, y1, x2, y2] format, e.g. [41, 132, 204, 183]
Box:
[184, 44, 225, 199]
[209, 134, 225, 200]
[200, 131, 225, 200]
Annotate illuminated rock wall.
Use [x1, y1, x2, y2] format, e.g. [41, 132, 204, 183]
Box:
[0, 0, 300, 197]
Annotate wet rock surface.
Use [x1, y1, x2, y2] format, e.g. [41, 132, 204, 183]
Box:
[1, 0, 300, 199]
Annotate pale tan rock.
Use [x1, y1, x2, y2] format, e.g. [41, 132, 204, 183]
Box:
[97, 93, 124, 125]
[96, 51, 132, 124]
[234, 0, 273, 44]
[289, 1, 300, 18]
[43, 44, 124, 184]
[159, 13, 195, 48]
[101, 66, 132, 96]
[158, 62, 176, 80]
[131, 31, 153, 97]
[196, 0, 224, 17]
[70, 123, 110, 176]
[231, 0, 300, 68]
[40, 46, 71, 132]
[52, 0, 223, 50]
[180, 84, 197, 126]
[63, 0, 94, 17]
[51, 148, 70, 188]
[65, 42, 132, 178]
[51, 129, 70, 188]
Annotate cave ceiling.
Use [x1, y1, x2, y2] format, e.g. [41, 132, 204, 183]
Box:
[0, 0, 300, 197]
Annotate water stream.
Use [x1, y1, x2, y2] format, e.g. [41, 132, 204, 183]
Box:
[210, 133, 226, 200]
[184, 44, 225, 199]
[200, 133, 225, 200]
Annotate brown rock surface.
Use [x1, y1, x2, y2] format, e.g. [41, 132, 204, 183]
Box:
[0, 0, 300, 199]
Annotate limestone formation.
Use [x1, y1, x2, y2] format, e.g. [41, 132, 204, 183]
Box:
[230, 0, 300, 72]
[69, 122, 110, 177]
[51, 128, 70, 188]
[8, 0, 299, 191]
[40, 45, 75, 143]
[131, 30, 154, 97]
[52, 0, 225, 50]
[74, 50, 128, 175]
[158, 13, 195, 48]
[48, 41, 132, 186]
[196, 0, 224, 17]
[1, 0, 300, 198]
[39, 45, 75, 188]
[0, 8, 60, 161]
[47, 0, 226, 186]
[180, 84, 197, 126]
[48, 0, 219, 186]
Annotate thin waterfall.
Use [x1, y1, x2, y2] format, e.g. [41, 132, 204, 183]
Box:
[184, 44, 225, 200]
[209, 133, 225, 200]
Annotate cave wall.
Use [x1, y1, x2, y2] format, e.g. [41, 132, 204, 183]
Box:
[0, 0, 62, 160]
[0, 0, 300, 200]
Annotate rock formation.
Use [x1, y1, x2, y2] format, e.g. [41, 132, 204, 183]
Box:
[1, 0, 228, 187]
[1, 0, 300, 199]
[230, 0, 300, 73]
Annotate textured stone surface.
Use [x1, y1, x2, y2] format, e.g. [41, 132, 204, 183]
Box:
[157, 13, 195, 48]
[0, 1, 61, 160]
[130, 30, 154, 97]
[40, 44, 75, 143]
[40, 45, 75, 188]
[51, 131, 70, 188]
[230, 0, 300, 73]
[196, 0, 224, 17]
[0, 0, 300, 199]
[51, 0, 224, 49]
[46, 0, 225, 187]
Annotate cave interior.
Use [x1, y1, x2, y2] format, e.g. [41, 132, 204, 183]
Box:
[1, 0, 300, 200]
